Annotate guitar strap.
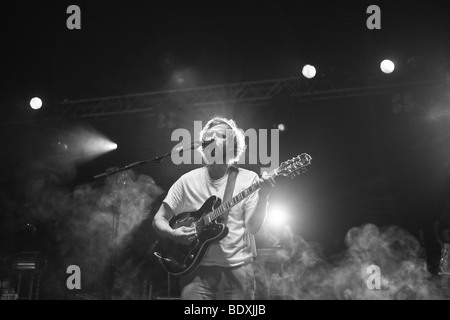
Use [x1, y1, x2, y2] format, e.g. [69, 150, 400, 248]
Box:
[218, 166, 238, 225]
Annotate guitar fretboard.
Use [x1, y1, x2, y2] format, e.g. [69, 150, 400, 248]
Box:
[203, 170, 277, 225]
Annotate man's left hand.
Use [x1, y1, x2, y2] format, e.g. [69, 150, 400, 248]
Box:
[258, 172, 276, 200]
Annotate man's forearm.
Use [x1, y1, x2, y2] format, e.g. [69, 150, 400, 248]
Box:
[153, 216, 175, 240]
[247, 196, 269, 234]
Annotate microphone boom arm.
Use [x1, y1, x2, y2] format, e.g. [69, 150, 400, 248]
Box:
[93, 141, 205, 179]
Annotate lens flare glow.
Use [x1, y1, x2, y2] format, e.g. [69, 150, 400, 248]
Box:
[267, 205, 288, 229]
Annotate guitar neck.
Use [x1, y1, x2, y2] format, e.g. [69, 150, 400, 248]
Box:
[206, 170, 278, 224]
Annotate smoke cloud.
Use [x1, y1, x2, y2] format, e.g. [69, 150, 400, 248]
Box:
[7, 127, 165, 300]
[256, 223, 450, 300]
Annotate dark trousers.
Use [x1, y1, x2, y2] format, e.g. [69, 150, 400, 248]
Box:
[180, 262, 255, 300]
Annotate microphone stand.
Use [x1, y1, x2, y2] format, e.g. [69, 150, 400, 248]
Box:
[93, 140, 208, 180]
[94, 149, 179, 179]
[93, 141, 200, 300]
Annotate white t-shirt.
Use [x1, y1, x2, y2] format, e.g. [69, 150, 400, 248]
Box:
[163, 166, 260, 267]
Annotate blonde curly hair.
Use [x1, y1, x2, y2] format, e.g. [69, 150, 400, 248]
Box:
[199, 116, 246, 165]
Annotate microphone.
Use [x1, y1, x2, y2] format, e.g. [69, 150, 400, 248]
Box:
[201, 139, 215, 148]
[174, 139, 215, 153]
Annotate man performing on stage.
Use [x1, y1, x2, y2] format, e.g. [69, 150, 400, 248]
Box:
[153, 116, 275, 300]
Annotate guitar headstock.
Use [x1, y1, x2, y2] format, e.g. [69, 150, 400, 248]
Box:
[276, 153, 312, 179]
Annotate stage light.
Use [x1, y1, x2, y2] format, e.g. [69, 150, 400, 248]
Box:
[75, 136, 118, 162]
[277, 123, 286, 132]
[30, 97, 42, 110]
[109, 142, 118, 151]
[52, 126, 119, 165]
[302, 64, 316, 79]
[267, 205, 288, 229]
[88, 140, 118, 153]
[380, 59, 395, 74]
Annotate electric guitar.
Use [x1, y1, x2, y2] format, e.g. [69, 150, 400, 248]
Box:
[155, 153, 312, 276]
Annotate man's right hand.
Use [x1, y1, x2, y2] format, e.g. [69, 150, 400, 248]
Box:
[171, 226, 198, 245]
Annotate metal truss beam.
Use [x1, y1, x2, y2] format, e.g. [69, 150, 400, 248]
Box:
[3, 74, 445, 125]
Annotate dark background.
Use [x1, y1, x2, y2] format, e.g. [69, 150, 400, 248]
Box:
[1, 0, 450, 299]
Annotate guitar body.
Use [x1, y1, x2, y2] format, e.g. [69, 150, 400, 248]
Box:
[157, 196, 229, 276]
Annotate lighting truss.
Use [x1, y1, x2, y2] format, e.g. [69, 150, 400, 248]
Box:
[2, 74, 445, 125]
